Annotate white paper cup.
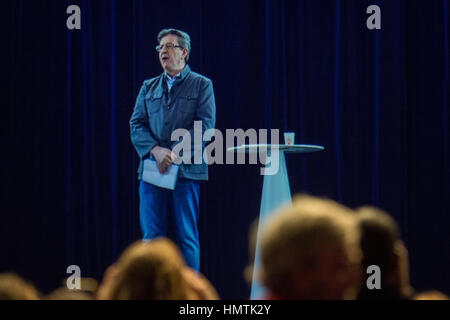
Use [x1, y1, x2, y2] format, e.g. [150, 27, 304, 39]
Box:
[284, 132, 295, 146]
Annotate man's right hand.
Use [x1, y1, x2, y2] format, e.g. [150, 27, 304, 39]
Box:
[151, 146, 177, 174]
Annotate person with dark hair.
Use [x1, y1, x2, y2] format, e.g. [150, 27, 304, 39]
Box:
[130, 28, 216, 271]
[356, 206, 414, 300]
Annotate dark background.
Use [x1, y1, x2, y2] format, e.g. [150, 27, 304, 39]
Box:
[2, 0, 449, 298]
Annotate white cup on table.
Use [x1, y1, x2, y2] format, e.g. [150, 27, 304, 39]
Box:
[284, 132, 295, 146]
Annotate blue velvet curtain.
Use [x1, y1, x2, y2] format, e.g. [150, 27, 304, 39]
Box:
[3, 0, 449, 298]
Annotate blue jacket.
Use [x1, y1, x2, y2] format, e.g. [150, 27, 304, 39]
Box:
[130, 65, 216, 181]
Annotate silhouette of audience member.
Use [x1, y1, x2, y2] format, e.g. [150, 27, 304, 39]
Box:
[258, 195, 362, 300]
[97, 237, 218, 300]
[244, 218, 259, 286]
[181, 266, 219, 300]
[45, 287, 92, 300]
[46, 277, 99, 300]
[96, 264, 119, 300]
[356, 206, 414, 300]
[0, 273, 40, 300]
[413, 290, 449, 300]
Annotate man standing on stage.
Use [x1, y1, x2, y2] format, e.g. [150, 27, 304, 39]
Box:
[130, 29, 216, 271]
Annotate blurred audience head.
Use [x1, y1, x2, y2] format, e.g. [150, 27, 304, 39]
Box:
[259, 195, 362, 300]
[45, 287, 93, 300]
[244, 218, 259, 285]
[0, 273, 40, 300]
[413, 290, 449, 300]
[103, 237, 191, 299]
[356, 206, 413, 299]
[181, 266, 219, 300]
[98, 237, 218, 300]
[45, 277, 98, 300]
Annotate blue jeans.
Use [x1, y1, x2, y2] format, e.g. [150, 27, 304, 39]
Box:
[139, 178, 200, 271]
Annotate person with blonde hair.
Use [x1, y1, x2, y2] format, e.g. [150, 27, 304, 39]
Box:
[98, 237, 218, 300]
[258, 195, 362, 300]
[0, 273, 40, 300]
[413, 290, 449, 300]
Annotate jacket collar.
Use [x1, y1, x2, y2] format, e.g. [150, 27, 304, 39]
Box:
[164, 64, 191, 81]
[152, 65, 191, 98]
[174, 64, 191, 80]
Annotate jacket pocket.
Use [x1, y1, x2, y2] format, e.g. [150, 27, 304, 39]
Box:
[176, 95, 198, 114]
[146, 93, 163, 114]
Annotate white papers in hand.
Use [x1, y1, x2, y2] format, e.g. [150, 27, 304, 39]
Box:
[142, 159, 179, 190]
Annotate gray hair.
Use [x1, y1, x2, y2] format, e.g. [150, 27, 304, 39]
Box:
[157, 28, 191, 62]
[259, 195, 361, 299]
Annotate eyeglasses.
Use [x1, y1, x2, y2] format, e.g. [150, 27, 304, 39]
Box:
[155, 43, 183, 52]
